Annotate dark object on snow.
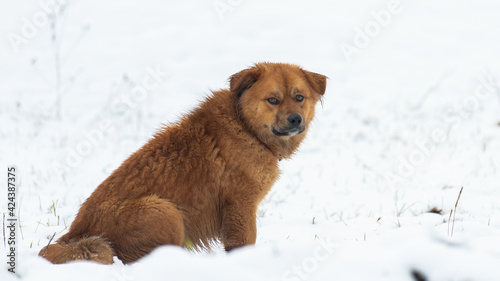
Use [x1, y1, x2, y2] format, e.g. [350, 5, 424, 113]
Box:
[427, 207, 443, 215]
[411, 269, 428, 281]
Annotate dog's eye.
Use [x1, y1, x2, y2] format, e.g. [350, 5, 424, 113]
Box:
[267, 97, 280, 105]
[295, 95, 304, 102]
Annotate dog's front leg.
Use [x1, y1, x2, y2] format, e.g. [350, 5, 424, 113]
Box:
[221, 200, 257, 252]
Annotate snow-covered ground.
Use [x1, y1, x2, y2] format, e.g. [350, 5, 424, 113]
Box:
[1, 0, 500, 280]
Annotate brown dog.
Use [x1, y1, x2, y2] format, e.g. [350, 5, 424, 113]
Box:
[39, 62, 327, 264]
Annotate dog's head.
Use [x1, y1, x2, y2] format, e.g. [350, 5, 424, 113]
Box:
[230, 63, 327, 142]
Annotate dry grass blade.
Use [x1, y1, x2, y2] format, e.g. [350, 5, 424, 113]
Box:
[451, 187, 464, 237]
[447, 209, 453, 236]
[47, 232, 56, 247]
[34, 219, 42, 233]
[18, 206, 24, 239]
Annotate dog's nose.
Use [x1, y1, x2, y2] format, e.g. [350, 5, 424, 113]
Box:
[287, 114, 302, 128]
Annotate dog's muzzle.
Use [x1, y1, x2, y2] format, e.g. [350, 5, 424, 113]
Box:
[271, 114, 305, 136]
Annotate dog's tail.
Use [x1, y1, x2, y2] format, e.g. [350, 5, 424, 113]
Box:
[38, 236, 114, 264]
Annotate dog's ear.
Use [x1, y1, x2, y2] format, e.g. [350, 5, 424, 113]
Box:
[301, 70, 327, 96]
[229, 67, 261, 97]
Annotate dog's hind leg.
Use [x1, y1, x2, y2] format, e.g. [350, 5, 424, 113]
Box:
[108, 195, 185, 264]
[39, 195, 184, 264]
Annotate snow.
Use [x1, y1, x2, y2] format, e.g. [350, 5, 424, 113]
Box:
[1, 0, 500, 280]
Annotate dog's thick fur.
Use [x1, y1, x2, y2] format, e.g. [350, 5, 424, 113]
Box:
[39, 62, 327, 264]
